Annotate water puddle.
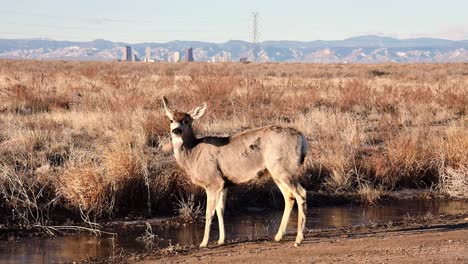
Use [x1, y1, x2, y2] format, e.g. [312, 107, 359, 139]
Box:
[0, 199, 466, 263]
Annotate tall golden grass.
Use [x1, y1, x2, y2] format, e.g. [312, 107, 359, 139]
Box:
[0, 60, 467, 222]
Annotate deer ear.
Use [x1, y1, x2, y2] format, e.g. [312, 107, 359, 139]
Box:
[162, 96, 174, 120]
[189, 102, 207, 120]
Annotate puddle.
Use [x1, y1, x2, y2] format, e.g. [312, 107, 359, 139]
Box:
[0, 199, 466, 263]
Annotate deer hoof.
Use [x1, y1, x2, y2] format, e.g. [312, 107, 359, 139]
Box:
[294, 236, 304, 246]
[217, 240, 225, 245]
[274, 234, 283, 242]
[199, 242, 208, 248]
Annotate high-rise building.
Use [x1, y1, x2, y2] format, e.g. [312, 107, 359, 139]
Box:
[145, 47, 151, 60]
[210, 51, 231, 63]
[123, 46, 132, 61]
[173, 51, 180, 62]
[222, 51, 231, 62]
[185, 47, 194, 62]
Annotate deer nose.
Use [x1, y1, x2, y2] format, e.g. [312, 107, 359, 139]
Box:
[172, 128, 182, 135]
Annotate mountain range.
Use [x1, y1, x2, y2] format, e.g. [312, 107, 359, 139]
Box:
[1, 35, 468, 63]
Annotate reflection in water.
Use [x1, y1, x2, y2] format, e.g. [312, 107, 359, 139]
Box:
[0, 235, 117, 264]
[0, 199, 466, 264]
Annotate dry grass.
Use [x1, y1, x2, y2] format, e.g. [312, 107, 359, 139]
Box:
[0, 60, 467, 222]
[439, 166, 468, 198]
[174, 194, 204, 223]
[358, 184, 385, 206]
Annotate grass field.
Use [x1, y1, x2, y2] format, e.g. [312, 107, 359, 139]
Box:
[0, 60, 467, 225]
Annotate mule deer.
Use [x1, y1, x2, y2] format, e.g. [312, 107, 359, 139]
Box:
[162, 96, 308, 247]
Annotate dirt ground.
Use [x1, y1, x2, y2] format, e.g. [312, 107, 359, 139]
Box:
[133, 215, 468, 264]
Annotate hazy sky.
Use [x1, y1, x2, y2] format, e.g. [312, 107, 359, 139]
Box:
[1, 0, 467, 43]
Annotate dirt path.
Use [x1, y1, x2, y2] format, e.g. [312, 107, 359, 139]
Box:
[136, 217, 468, 264]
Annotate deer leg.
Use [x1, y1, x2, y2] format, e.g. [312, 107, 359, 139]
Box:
[294, 184, 307, 246]
[273, 180, 295, 242]
[270, 163, 307, 246]
[281, 180, 307, 246]
[215, 188, 228, 245]
[200, 187, 221, 248]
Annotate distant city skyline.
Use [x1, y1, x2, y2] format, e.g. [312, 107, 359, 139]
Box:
[1, 0, 468, 43]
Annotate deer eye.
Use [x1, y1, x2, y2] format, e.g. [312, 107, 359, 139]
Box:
[182, 119, 189, 125]
[169, 120, 173, 123]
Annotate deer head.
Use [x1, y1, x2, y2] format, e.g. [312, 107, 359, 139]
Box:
[162, 96, 207, 145]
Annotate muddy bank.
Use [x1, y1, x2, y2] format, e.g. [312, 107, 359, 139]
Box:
[0, 196, 466, 263]
[102, 213, 468, 264]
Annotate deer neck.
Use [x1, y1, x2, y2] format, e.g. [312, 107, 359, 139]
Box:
[171, 129, 197, 166]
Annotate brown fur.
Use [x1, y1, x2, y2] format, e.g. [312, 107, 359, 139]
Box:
[172, 112, 191, 122]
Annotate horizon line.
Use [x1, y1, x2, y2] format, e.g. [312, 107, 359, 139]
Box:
[1, 34, 468, 45]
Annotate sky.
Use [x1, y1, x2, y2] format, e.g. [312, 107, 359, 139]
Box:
[1, 0, 467, 43]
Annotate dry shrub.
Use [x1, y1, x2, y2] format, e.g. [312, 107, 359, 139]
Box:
[436, 81, 468, 115]
[5, 83, 74, 114]
[441, 128, 468, 168]
[104, 148, 144, 183]
[0, 164, 58, 224]
[0, 129, 65, 178]
[369, 131, 439, 188]
[435, 128, 468, 197]
[59, 146, 149, 216]
[103, 147, 149, 213]
[336, 79, 372, 112]
[174, 194, 203, 223]
[358, 184, 385, 206]
[368, 69, 389, 77]
[439, 166, 468, 198]
[143, 113, 168, 148]
[60, 166, 107, 214]
[295, 110, 365, 193]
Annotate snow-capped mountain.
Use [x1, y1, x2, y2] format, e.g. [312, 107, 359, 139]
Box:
[1, 36, 468, 63]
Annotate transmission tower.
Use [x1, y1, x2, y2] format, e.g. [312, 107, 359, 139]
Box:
[251, 12, 261, 62]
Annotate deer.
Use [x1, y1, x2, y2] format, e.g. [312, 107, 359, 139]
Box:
[162, 96, 308, 247]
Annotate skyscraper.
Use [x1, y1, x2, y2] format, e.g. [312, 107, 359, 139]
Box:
[145, 46, 151, 60]
[185, 47, 194, 62]
[123, 46, 132, 62]
[222, 51, 231, 62]
[173, 51, 180, 62]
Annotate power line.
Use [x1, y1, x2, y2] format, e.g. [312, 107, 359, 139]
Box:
[250, 12, 261, 62]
